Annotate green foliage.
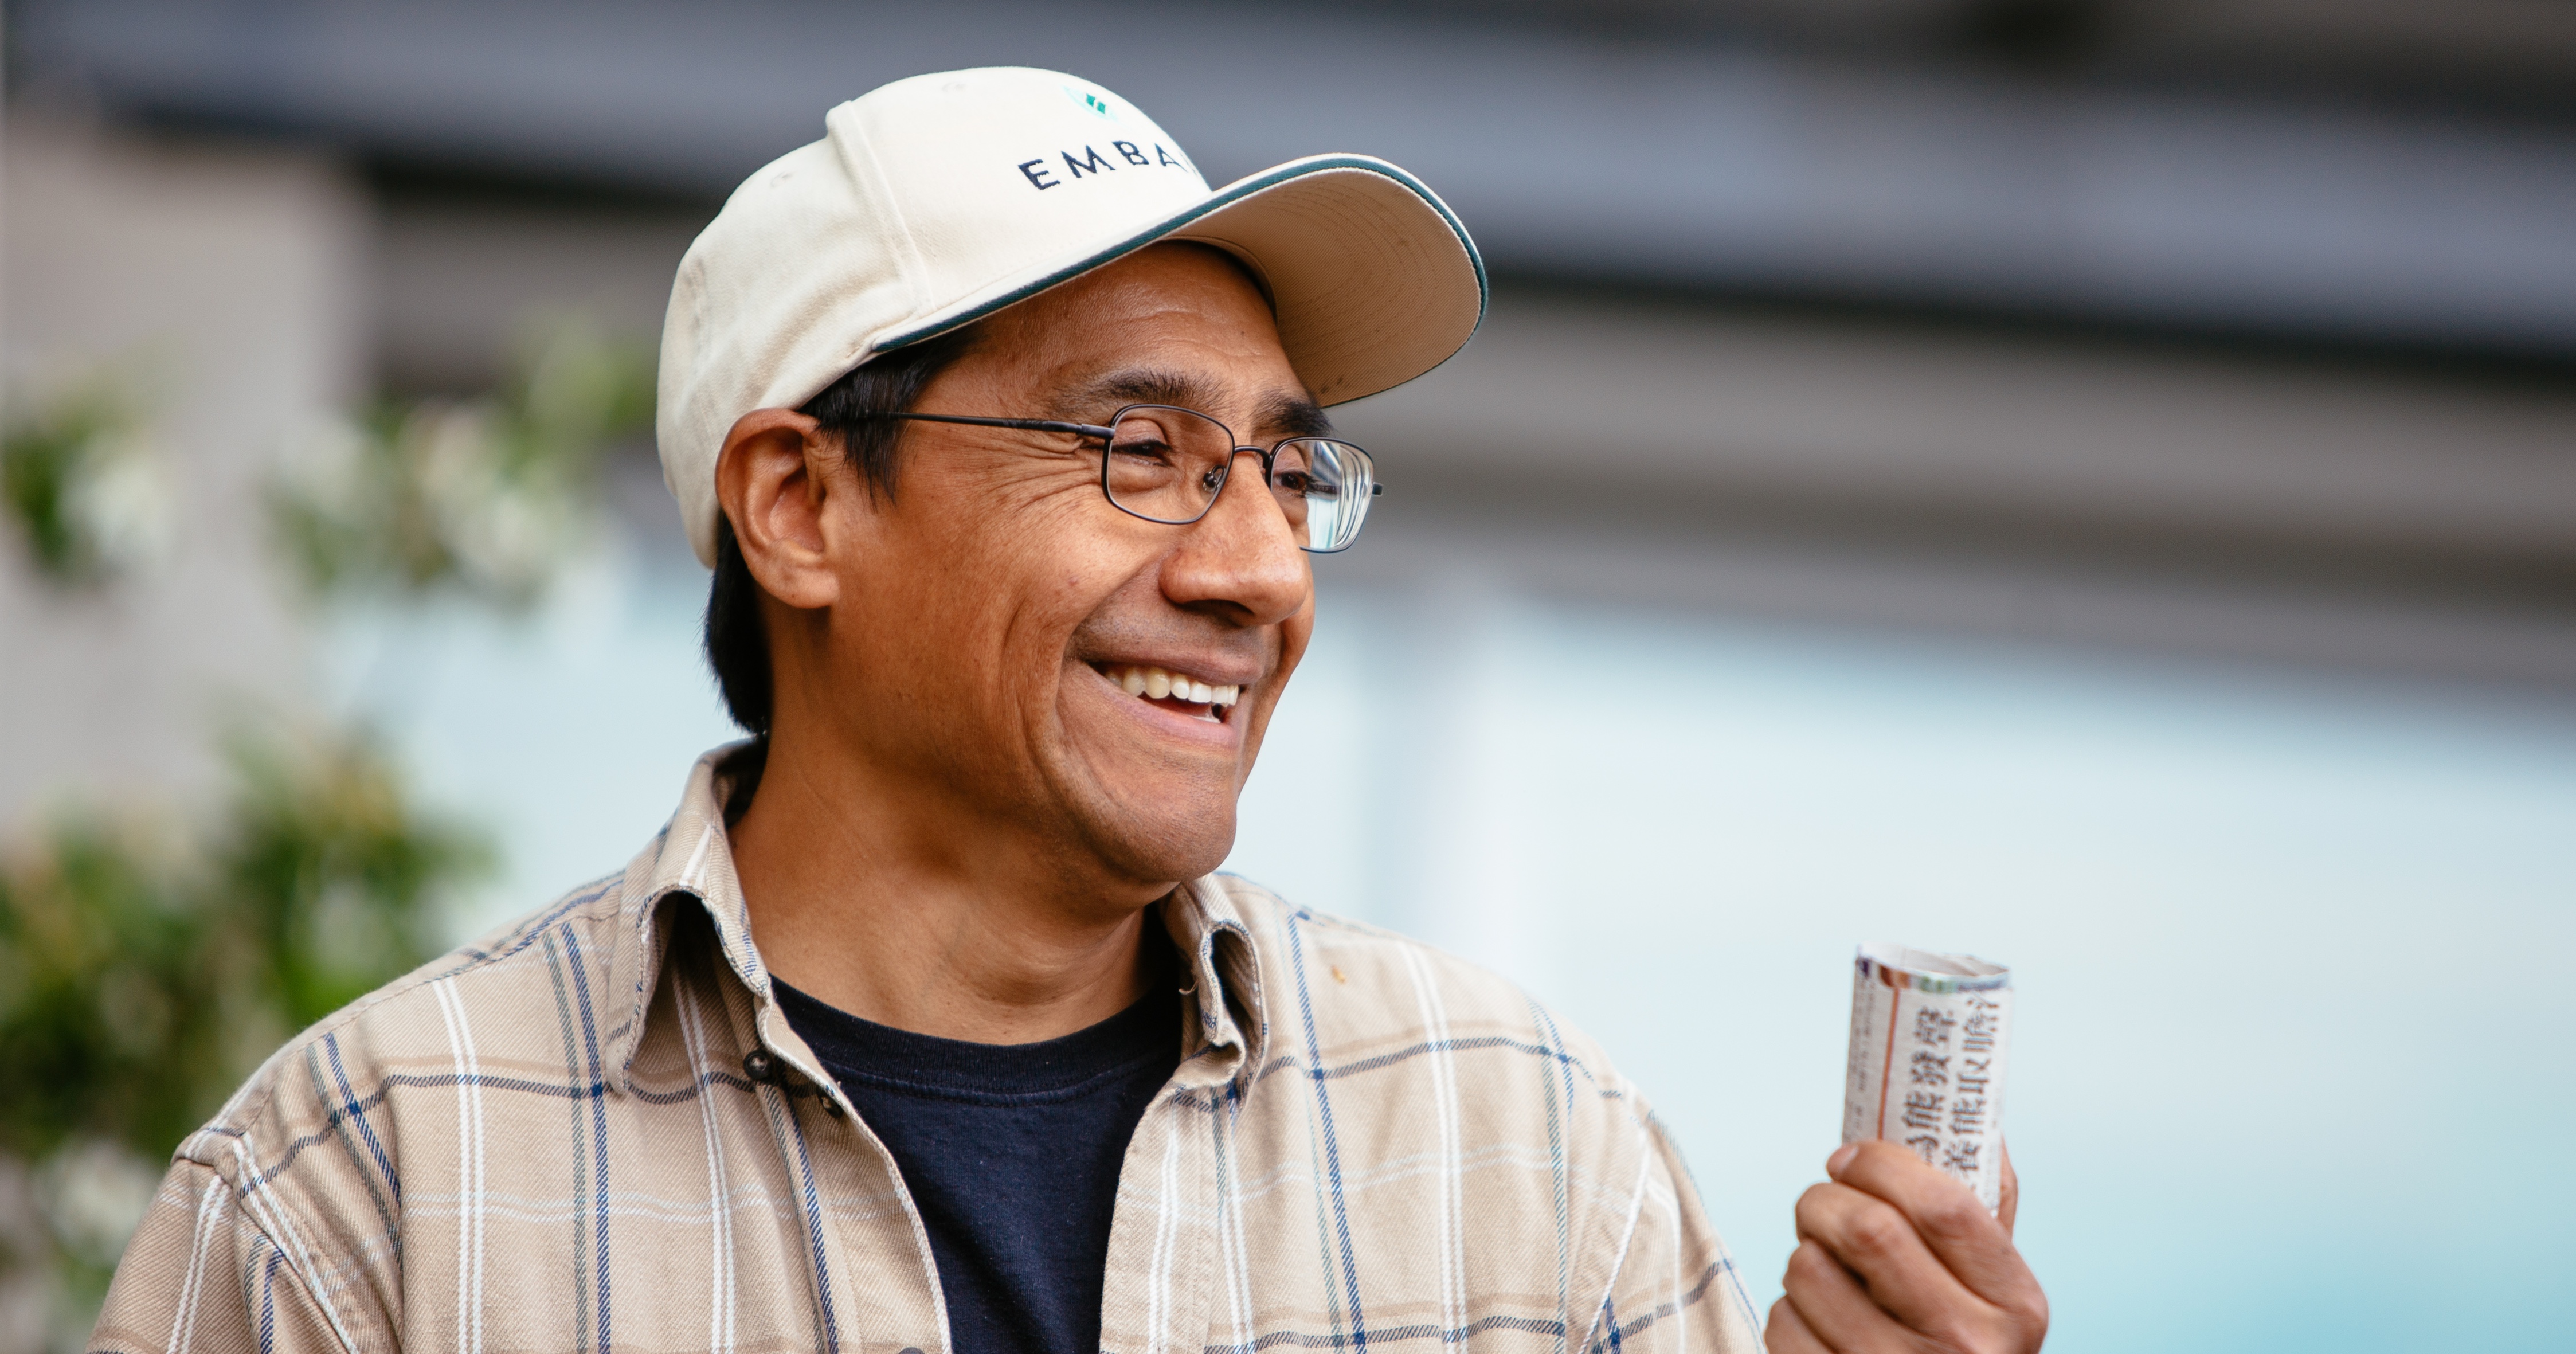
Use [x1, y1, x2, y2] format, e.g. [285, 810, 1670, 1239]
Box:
[4, 311, 641, 1347]
[212, 723, 492, 1027]
[0, 723, 490, 1161]
[270, 319, 655, 609]
[0, 725, 491, 1341]
[0, 815, 208, 1165]
[1, 383, 169, 588]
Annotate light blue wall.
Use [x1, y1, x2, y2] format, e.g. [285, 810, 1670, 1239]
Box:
[1239, 588, 2576, 1353]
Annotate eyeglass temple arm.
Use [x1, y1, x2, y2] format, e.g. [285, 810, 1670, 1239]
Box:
[861, 411, 1115, 440]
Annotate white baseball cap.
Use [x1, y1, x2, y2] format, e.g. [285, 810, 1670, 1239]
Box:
[657, 66, 1487, 566]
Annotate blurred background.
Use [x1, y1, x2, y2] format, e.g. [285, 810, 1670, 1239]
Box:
[4, 2, 2573, 1350]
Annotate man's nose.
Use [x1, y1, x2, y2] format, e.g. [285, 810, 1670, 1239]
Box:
[1159, 449, 1310, 625]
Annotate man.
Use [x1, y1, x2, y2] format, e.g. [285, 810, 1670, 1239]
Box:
[94, 69, 2045, 1354]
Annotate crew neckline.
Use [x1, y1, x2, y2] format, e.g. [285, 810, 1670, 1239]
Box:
[773, 972, 1182, 1105]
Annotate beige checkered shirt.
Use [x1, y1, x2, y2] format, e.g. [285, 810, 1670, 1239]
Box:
[93, 748, 1761, 1354]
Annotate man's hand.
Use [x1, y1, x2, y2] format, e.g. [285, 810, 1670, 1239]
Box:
[1767, 1141, 2048, 1353]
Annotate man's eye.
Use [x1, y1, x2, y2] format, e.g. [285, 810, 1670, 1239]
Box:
[1113, 438, 1176, 463]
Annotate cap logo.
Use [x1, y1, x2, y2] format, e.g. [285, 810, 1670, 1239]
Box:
[1015, 140, 1194, 191]
[1063, 85, 1120, 120]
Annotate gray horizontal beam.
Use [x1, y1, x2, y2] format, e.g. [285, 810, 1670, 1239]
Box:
[15, 0, 2576, 353]
[1334, 288, 2576, 574]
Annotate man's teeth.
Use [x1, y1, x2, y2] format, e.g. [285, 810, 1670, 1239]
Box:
[1107, 665, 1239, 707]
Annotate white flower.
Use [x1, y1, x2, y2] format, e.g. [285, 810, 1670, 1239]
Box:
[33, 1139, 159, 1270]
[65, 432, 174, 575]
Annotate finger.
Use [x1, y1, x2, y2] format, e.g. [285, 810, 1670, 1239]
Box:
[1764, 1296, 1835, 1354]
[1829, 1140, 2037, 1309]
[1998, 1139, 2019, 1237]
[1781, 1238, 1917, 1353]
[1794, 1179, 1978, 1334]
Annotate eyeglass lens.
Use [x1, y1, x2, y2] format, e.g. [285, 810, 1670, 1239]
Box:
[1103, 405, 1373, 553]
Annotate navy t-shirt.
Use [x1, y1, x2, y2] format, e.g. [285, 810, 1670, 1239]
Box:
[773, 965, 1182, 1354]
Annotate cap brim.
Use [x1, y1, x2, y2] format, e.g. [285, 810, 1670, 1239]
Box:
[873, 154, 1487, 406]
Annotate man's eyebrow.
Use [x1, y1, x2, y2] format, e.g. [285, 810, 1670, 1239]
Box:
[1255, 390, 1334, 440]
[1052, 368, 1217, 419]
[1051, 367, 1335, 439]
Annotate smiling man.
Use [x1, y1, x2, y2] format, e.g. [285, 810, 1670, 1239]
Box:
[94, 69, 2044, 1354]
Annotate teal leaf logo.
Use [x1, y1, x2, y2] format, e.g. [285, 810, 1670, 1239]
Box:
[1063, 85, 1119, 121]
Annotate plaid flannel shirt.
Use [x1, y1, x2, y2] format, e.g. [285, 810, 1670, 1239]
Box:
[93, 747, 1761, 1354]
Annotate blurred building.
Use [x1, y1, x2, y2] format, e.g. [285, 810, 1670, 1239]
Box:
[10, 2, 2574, 820]
[7, 6, 2576, 1351]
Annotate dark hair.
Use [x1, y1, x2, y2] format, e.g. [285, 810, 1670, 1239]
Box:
[703, 324, 983, 737]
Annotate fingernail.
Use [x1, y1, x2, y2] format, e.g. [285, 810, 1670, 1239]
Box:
[1826, 1143, 1858, 1176]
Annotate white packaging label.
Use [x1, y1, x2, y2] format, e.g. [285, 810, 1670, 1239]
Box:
[1841, 943, 2013, 1211]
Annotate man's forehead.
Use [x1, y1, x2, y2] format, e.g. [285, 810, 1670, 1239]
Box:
[1047, 365, 1333, 437]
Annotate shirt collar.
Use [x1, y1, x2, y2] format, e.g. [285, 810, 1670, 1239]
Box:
[607, 742, 1272, 1094]
[604, 743, 768, 1094]
[1162, 874, 1269, 1089]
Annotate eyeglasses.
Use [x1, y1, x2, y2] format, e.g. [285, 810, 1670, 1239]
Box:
[858, 404, 1382, 553]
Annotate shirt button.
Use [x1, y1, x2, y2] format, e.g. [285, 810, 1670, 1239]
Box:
[900, 1347, 926, 1354]
[741, 1050, 778, 1083]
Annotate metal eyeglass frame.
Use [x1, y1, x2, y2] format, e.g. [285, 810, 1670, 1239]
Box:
[853, 404, 1384, 553]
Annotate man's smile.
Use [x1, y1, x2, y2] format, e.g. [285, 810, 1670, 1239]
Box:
[1087, 661, 1244, 725]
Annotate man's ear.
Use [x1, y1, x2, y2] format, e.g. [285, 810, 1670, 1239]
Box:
[714, 408, 841, 611]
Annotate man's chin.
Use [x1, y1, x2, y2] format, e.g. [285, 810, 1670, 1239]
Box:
[1064, 783, 1239, 893]
[1051, 692, 1247, 885]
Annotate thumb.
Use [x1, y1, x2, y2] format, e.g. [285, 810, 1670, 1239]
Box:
[1998, 1138, 2019, 1237]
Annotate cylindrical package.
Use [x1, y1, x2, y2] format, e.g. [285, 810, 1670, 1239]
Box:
[1841, 944, 2013, 1211]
